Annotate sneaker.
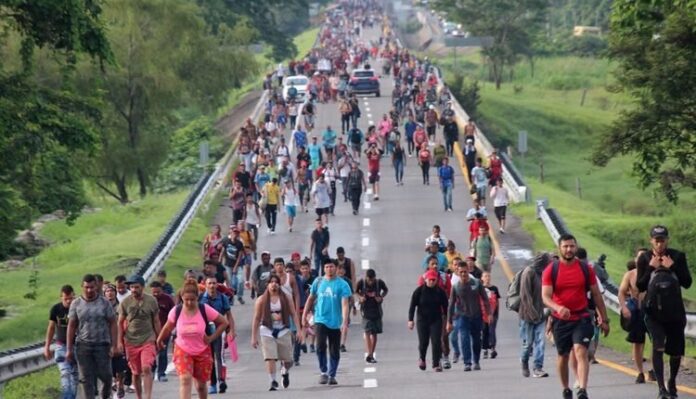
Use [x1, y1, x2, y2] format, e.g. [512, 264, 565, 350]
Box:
[374, 195, 379, 201]
[473, 363, 481, 370]
[635, 373, 646, 384]
[368, 356, 378, 364]
[158, 375, 168, 382]
[442, 357, 451, 369]
[490, 350, 498, 359]
[237, 297, 245, 305]
[648, 369, 657, 382]
[340, 344, 347, 352]
[434, 365, 443, 372]
[319, 374, 329, 385]
[269, 380, 279, 391]
[522, 362, 530, 377]
[464, 364, 472, 372]
[657, 388, 670, 399]
[483, 350, 489, 359]
[219, 381, 227, 393]
[668, 380, 678, 398]
[117, 387, 125, 399]
[418, 359, 426, 370]
[452, 354, 460, 364]
[499, 228, 505, 234]
[328, 377, 338, 385]
[310, 344, 315, 353]
[301, 343, 307, 353]
[577, 388, 589, 399]
[209, 384, 218, 394]
[294, 360, 300, 366]
[532, 368, 549, 378]
[562, 388, 573, 399]
[282, 373, 290, 388]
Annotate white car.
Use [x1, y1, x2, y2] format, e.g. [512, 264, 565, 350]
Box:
[282, 75, 309, 101]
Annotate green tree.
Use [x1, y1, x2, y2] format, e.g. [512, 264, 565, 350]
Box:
[81, 0, 258, 203]
[435, 0, 547, 89]
[592, 0, 696, 202]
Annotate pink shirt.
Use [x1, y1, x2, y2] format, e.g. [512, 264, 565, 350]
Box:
[378, 120, 392, 136]
[167, 304, 220, 355]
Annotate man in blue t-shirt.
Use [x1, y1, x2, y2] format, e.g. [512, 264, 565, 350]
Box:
[293, 127, 307, 151]
[438, 157, 455, 212]
[303, 260, 351, 386]
[404, 116, 417, 156]
[322, 125, 337, 159]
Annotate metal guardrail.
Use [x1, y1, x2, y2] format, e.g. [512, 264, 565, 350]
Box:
[536, 200, 696, 338]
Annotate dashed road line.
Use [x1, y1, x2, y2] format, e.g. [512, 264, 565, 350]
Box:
[363, 378, 378, 388]
[362, 237, 370, 246]
[361, 259, 370, 270]
[364, 202, 372, 209]
[364, 367, 376, 373]
[363, 218, 370, 227]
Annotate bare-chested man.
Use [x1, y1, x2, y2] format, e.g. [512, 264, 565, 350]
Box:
[618, 248, 651, 383]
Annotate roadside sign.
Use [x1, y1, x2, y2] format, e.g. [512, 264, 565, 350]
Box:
[518, 130, 528, 154]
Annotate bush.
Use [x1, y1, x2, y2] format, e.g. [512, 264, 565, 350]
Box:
[448, 72, 481, 118]
[543, 75, 592, 90]
[566, 35, 608, 57]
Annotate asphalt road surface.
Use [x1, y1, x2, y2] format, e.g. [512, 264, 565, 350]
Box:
[149, 25, 692, 399]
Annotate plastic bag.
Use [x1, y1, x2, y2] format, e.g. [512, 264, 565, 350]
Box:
[227, 335, 239, 363]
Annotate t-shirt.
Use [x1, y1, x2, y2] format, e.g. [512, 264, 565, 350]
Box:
[167, 304, 220, 355]
[311, 277, 352, 329]
[255, 173, 270, 192]
[155, 293, 175, 326]
[199, 292, 230, 315]
[293, 130, 307, 149]
[367, 153, 380, 172]
[472, 166, 488, 188]
[252, 263, 274, 295]
[473, 236, 493, 268]
[49, 302, 71, 344]
[541, 259, 597, 321]
[265, 184, 281, 205]
[311, 227, 330, 256]
[438, 165, 454, 187]
[118, 294, 159, 345]
[69, 296, 115, 345]
[219, 237, 244, 268]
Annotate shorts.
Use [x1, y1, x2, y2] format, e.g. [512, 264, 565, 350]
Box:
[285, 205, 297, 218]
[362, 318, 383, 334]
[111, 354, 128, 375]
[173, 344, 213, 382]
[645, 316, 686, 356]
[494, 205, 507, 221]
[552, 316, 594, 356]
[316, 207, 330, 216]
[125, 341, 157, 375]
[626, 305, 647, 344]
[351, 143, 362, 153]
[261, 332, 293, 361]
[369, 171, 380, 184]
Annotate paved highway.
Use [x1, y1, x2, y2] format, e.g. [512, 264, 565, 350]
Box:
[148, 25, 693, 399]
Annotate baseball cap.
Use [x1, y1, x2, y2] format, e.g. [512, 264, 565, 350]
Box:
[650, 225, 669, 239]
[126, 274, 145, 286]
[291, 251, 301, 260]
[466, 256, 476, 262]
[262, 250, 271, 256]
[425, 270, 439, 280]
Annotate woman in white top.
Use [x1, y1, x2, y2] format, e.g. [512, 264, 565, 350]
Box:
[489, 178, 510, 233]
[281, 180, 299, 232]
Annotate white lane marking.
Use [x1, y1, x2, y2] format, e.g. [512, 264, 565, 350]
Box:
[368, 120, 374, 125]
[366, 188, 373, 195]
[361, 259, 369, 270]
[364, 367, 376, 373]
[362, 237, 370, 246]
[363, 218, 370, 227]
[363, 97, 368, 100]
[363, 379, 378, 388]
[367, 113, 372, 119]
[364, 202, 371, 209]
[366, 107, 371, 112]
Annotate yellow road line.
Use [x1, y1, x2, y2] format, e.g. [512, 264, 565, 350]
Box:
[597, 358, 696, 396]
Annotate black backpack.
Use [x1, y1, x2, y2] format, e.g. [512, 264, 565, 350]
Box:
[350, 129, 361, 144]
[644, 267, 683, 323]
[551, 260, 594, 310]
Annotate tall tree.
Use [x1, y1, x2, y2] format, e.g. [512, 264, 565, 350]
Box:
[592, 0, 696, 202]
[80, 0, 258, 202]
[435, 0, 547, 89]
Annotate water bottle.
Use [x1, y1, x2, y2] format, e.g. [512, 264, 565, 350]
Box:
[207, 321, 215, 336]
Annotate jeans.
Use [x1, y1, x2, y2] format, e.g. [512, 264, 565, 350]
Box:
[393, 160, 404, 183]
[315, 323, 341, 377]
[476, 185, 486, 202]
[341, 177, 349, 201]
[407, 138, 415, 154]
[445, 140, 454, 157]
[55, 343, 78, 399]
[231, 266, 246, 298]
[329, 181, 336, 213]
[210, 336, 225, 385]
[482, 316, 498, 350]
[450, 330, 460, 358]
[265, 204, 277, 231]
[416, 318, 443, 367]
[156, 337, 169, 378]
[420, 162, 430, 184]
[453, 315, 483, 366]
[441, 184, 452, 210]
[520, 319, 546, 369]
[349, 187, 362, 212]
[351, 113, 359, 129]
[76, 342, 112, 399]
[341, 114, 351, 133]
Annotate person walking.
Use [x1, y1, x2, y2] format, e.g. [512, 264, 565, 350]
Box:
[117, 275, 160, 399]
[310, 218, 330, 277]
[311, 174, 332, 225]
[303, 260, 352, 385]
[356, 269, 389, 363]
[251, 274, 303, 391]
[262, 178, 281, 234]
[44, 284, 79, 399]
[518, 252, 552, 378]
[471, 226, 495, 272]
[542, 234, 610, 399]
[447, 263, 490, 371]
[199, 276, 235, 394]
[150, 281, 175, 382]
[636, 225, 692, 399]
[392, 140, 406, 185]
[418, 144, 432, 185]
[481, 271, 500, 360]
[438, 156, 455, 212]
[66, 274, 118, 399]
[281, 179, 299, 232]
[490, 178, 509, 233]
[471, 158, 488, 206]
[618, 250, 651, 383]
[156, 281, 229, 399]
[365, 143, 382, 200]
[408, 269, 449, 372]
[346, 162, 367, 215]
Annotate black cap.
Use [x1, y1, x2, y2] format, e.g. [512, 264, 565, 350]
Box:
[650, 225, 669, 239]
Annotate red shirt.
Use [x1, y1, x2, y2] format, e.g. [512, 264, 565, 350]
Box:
[541, 259, 596, 321]
[468, 219, 489, 241]
[367, 153, 380, 172]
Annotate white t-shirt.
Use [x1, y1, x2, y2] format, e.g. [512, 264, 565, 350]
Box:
[283, 187, 299, 207]
[490, 185, 509, 207]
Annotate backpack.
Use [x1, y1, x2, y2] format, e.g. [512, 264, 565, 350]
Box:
[359, 279, 383, 319]
[174, 303, 212, 336]
[551, 260, 594, 310]
[644, 267, 683, 323]
[505, 266, 527, 312]
[349, 129, 362, 144]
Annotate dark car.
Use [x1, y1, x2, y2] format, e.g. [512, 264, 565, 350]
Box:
[348, 68, 380, 97]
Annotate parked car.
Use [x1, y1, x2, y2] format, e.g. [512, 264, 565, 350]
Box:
[348, 68, 380, 97]
[282, 75, 309, 101]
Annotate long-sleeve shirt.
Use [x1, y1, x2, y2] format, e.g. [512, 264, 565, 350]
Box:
[408, 285, 448, 324]
[448, 278, 490, 323]
[636, 248, 691, 317]
[518, 266, 545, 323]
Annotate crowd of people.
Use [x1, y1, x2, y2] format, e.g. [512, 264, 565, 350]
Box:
[38, 1, 693, 399]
